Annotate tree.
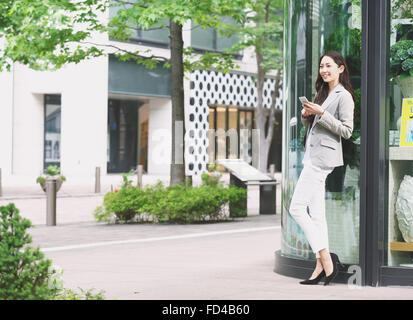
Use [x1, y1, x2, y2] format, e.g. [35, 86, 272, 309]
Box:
[0, 0, 106, 71]
[219, 0, 283, 172]
[0, 0, 251, 185]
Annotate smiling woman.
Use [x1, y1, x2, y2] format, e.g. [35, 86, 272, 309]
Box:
[276, 0, 362, 283]
[288, 50, 354, 285]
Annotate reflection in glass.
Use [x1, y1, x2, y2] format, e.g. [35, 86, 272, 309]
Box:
[387, 1, 413, 268]
[282, 0, 361, 264]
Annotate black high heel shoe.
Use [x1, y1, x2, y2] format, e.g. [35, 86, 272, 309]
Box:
[299, 270, 326, 285]
[323, 252, 345, 286]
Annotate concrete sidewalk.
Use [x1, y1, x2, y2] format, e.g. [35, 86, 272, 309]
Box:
[2, 172, 413, 300]
[27, 215, 413, 300]
[0, 173, 282, 226]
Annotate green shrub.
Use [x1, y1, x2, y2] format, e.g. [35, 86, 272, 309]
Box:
[94, 179, 247, 224]
[36, 165, 66, 185]
[0, 203, 53, 300]
[120, 169, 136, 190]
[207, 163, 217, 172]
[226, 185, 248, 217]
[390, 40, 413, 78]
[0, 203, 107, 300]
[50, 287, 106, 300]
[148, 184, 229, 223]
[201, 172, 224, 188]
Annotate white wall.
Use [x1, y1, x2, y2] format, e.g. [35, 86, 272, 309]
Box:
[60, 57, 109, 177]
[11, 78, 44, 176]
[10, 55, 109, 178]
[0, 67, 13, 176]
[147, 98, 172, 175]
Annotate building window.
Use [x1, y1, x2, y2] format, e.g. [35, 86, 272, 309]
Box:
[109, 3, 169, 46]
[44, 95, 61, 170]
[191, 17, 241, 54]
[208, 105, 254, 170]
[108, 55, 171, 98]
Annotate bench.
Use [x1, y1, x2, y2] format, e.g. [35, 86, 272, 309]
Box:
[216, 159, 279, 216]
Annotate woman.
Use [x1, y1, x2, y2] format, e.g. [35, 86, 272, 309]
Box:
[289, 51, 355, 286]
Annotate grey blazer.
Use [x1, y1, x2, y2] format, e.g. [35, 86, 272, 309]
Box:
[301, 83, 354, 169]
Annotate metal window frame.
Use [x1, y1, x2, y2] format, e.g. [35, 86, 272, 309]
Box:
[360, 0, 389, 286]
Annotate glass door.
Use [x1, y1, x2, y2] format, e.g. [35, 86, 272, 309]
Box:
[386, 0, 413, 268]
[107, 99, 141, 173]
[282, 0, 361, 264]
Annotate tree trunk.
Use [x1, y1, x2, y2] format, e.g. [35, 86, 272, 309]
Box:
[253, 0, 282, 174]
[255, 49, 267, 173]
[169, 20, 185, 185]
[264, 72, 282, 170]
[255, 49, 282, 173]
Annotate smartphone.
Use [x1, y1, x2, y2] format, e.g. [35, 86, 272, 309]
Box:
[299, 96, 309, 104]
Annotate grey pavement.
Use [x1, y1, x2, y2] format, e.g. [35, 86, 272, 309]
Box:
[2, 172, 413, 300]
[27, 215, 413, 300]
[0, 173, 280, 226]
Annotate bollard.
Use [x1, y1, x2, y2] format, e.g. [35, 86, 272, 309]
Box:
[137, 165, 143, 188]
[95, 167, 101, 193]
[269, 164, 275, 178]
[46, 179, 57, 226]
[0, 168, 2, 197]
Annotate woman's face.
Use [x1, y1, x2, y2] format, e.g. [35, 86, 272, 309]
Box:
[319, 55, 344, 84]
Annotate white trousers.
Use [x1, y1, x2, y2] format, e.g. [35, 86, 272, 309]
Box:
[289, 164, 333, 258]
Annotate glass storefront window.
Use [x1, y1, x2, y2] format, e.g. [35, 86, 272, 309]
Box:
[44, 95, 61, 170]
[387, 1, 413, 268]
[207, 106, 254, 170]
[282, 0, 361, 264]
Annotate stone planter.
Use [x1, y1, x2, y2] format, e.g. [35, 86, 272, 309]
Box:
[40, 178, 64, 193]
[396, 76, 413, 98]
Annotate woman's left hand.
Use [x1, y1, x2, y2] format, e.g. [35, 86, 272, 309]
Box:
[303, 102, 324, 116]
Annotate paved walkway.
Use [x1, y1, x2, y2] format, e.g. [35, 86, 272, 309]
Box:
[0, 173, 282, 226]
[2, 172, 413, 300]
[28, 215, 413, 300]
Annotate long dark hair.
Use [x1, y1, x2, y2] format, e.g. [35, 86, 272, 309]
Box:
[314, 51, 355, 105]
[303, 51, 355, 146]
